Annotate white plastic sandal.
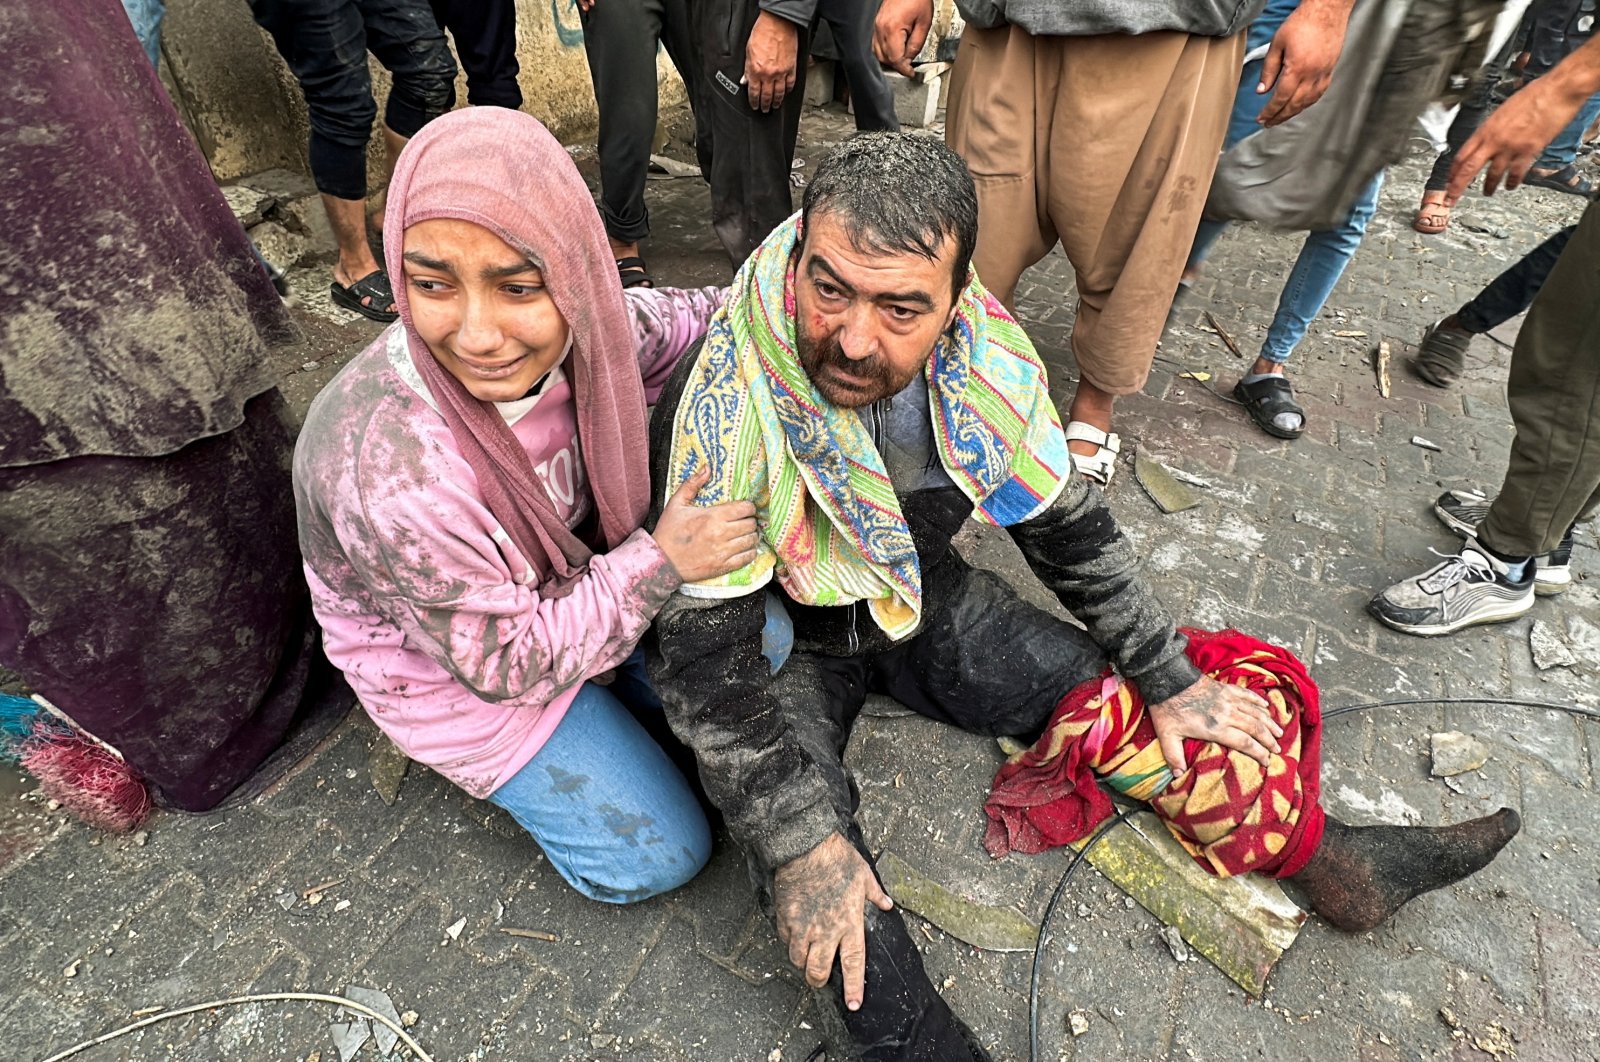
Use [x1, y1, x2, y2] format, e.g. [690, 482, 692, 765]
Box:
[1064, 421, 1122, 486]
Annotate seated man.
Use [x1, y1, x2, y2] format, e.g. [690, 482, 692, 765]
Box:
[647, 134, 1519, 1060]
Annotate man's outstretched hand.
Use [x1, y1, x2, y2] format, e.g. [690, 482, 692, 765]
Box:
[1256, 0, 1353, 127]
[874, 0, 933, 77]
[774, 832, 894, 1010]
[1147, 674, 1282, 774]
[1446, 74, 1588, 202]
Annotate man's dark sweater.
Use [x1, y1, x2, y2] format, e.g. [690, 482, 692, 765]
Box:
[646, 343, 1201, 872]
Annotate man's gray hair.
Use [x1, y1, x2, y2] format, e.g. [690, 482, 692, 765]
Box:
[800, 133, 978, 300]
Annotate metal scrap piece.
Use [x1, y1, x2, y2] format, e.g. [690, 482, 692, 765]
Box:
[876, 850, 1039, 952]
[1134, 451, 1202, 514]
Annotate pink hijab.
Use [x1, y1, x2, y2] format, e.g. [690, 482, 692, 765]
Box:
[383, 108, 650, 597]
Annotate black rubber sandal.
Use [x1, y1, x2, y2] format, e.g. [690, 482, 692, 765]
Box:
[615, 255, 654, 289]
[1233, 375, 1305, 440]
[330, 269, 398, 322]
[1412, 318, 1473, 388]
[1524, 164, 1594, 197]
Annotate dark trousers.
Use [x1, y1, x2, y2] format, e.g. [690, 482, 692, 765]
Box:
[1481, 200, 1600, 557]
[1458, 223, 1576, 334]
[753, 565, 1105, 1061]
[248, 0, 456, 199]
[429, 0, 521, 109]
[580, 0, 701, 244]
[817, 0, 898, 132]
[694, 0, 808, 264]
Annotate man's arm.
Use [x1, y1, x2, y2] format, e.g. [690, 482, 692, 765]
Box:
[1009, 475, 1281, 772]
[1255, 0, 1357, 128]
[1447, 35, 1600, 201]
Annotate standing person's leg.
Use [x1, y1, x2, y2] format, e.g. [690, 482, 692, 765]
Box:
[1526, 89, 1600, 194]
[1048, 30, 1243, 481]
[945, 23, 1057, 307]
[693, 0, 807, 264]
[1370, 201, 1600, 636]
[820, 0, 897, 132]
[1416, 222, 1577, 387]
[428, 0, 522, 109]
[582, 0, 669, 283]
[248, 0, 396, 319]
[1233, 170, 1385, 439]
[1417, 64, 1502, 231]
[487, 664, 712, 903]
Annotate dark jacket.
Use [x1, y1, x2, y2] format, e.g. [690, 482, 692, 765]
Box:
[645, 343, 1200, 871]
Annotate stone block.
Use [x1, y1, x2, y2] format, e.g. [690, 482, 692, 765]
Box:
[221, 183, 272, 228]
[885, 70, 941, 128]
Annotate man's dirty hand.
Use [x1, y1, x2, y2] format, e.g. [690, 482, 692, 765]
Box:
[874, 0, 933, 77]
[653, 466, 760, 583]
[744, 11, 799, 112]
[774, 832, 894, 1010]
[1256, 0, 1352, 127]
[1445, 72, 1589, 202]
[1148, 675, 1282, 775]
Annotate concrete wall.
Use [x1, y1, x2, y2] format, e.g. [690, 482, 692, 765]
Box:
[159, 0, 688, 185]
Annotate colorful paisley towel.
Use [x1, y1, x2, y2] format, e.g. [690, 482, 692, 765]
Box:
[663, 213, 1071, 639]
[984, 629, 1326, 881]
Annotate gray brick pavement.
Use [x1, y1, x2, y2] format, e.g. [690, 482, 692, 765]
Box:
[4, 105, 1598, 1062]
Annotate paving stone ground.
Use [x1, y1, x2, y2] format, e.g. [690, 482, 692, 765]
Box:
[4, 104, 1599, 1062]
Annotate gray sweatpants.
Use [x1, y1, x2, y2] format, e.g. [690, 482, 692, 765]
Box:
[1480, 198, 1600, 556]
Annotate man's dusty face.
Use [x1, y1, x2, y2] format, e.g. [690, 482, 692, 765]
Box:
[793, 211, 961, 409]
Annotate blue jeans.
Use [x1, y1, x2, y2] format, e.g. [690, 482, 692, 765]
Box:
[120, 0, 166, 67]
[1535, 90, 1600, 169]
[488, 650, 712, 904]
[1185, 0, 1383, 366]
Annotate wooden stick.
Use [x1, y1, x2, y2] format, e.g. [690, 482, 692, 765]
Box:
[301, 878, 343, 899]
[1203, 311, 1245, 360]
[499, 927, 561, 942]
[1374, 340, 1392, 398]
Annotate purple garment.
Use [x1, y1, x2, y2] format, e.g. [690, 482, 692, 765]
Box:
[0, 0, 340, 811]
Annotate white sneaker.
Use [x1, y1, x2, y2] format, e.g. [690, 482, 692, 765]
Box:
[1369, 538, 1536, 636]
[1433, 489, 1573, 596]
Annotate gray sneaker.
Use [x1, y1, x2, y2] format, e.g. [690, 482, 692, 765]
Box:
[1369, 539, 1535, 636]
[1433, 489, 1572, 596]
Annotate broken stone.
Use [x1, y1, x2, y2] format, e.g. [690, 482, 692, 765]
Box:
[368, 736, 410, 806]
[401, 1010, 418, 1028]
[1411, 435, 1443, 452]
[1068, 1010, 1090, 1037]
[132, 830, 148, 847]
[445, 916, 467, 940]
[221, 184, 272, 228]
[248, 221, 310, 271]
[63, 959, 80, 978]
[1134, 450, 1202, 514]
[1159, 925, 1190, 963]
[344, 985, 403, 1054]
[1530, 620, 1577, 670]
[590, 1033, 616, 1048]
[1430, 732, 1490, 777]
[646, 153, 701, 180]
[328, 1017, 371, 1062]
[275, 892, 296, 911]
[875, 850, 1039, 952]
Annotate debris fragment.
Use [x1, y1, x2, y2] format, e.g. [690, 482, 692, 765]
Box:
[645, 154, 701, 180]
[302, 879, 343, 901]
[1410, 435, 1443, 452]
[1165, 467, 1214, 489]
[1135, 450, 1202, 514]
[1203, 311, 1245, 359]
[344, 986, 404, 1055]
[769, 1050, 783, 1062]
[1159, 925, 1190, 963]
[401, 1010, 419, 1028]
[591, 1033, 617, 1048]
[995, 735, 1028, 757]
[874, 850, 1038, 952]
[334, 899, 351, 912]
[1068, 1010, 1090, 1037]
[445, 916, 467, 940]
[63, 959, 81, 978]
[368, 737, 410, 807]
[1430, 732, 1490, 777]
[328, 1017, 371, 1062]
[132, 830, 149, 847]
[1178, 370, 1211, 382]
[500, 927, 561, 942]
[1530, 620, 1577, 670]
[1333, 330, 1368, 338]
[1373, 340, 1391, 398]
[275, 892, 297, 911]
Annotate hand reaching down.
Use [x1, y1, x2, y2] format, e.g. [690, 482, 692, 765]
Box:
[774, 832, 895, 1011]
[1147, 674, 1283, 774]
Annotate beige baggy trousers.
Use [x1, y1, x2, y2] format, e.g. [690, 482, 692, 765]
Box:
[947, 23, 1245, 396]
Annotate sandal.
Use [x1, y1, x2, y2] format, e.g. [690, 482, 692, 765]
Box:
[1232, 375, 1305, 440]
[1064, 421, 1122, 485]
[1412, 317, 1473, 388]
[1524, 164, 1594, 197]
[1413, 191, 1452, 235]
[330, 268, 398, 322]
[616, 255, 654, 289]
